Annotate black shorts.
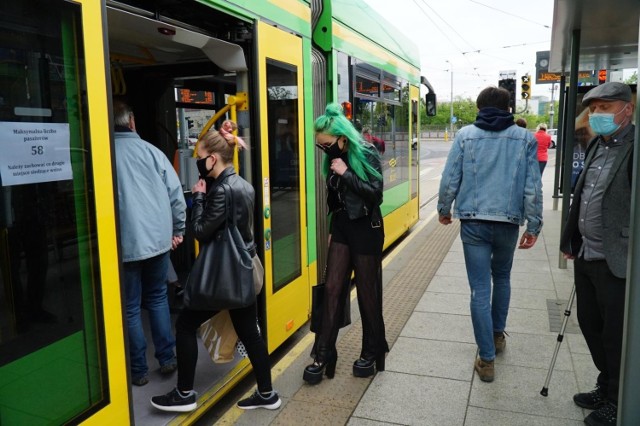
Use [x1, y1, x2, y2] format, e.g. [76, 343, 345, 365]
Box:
[330, 210, 384, 255]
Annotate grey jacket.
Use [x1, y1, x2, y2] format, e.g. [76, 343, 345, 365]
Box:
[114, 131, 186, 262]
[560, 125, 634, 278]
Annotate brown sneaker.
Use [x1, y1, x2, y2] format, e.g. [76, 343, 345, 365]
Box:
[474, 358, 495, 382]
[494, 332, 506, 354]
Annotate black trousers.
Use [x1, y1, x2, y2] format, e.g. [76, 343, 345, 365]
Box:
[316, 211, 388, 361]
[574, 257, 626, 403]
[175, 303, 272, 393]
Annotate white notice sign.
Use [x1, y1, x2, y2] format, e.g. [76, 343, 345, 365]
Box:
[0, 122, 73, 186]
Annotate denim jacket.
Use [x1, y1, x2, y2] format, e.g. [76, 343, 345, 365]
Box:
[115, 131, 186, 261]
[437, 122, 543, 236]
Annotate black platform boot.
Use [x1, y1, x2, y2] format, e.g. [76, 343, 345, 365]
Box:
[352, 353, 385, 378]
[303, 350, 337, 385]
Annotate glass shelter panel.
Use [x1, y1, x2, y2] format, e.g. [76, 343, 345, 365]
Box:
[266, 60, 301, 291]
[0, 1, 107, 423]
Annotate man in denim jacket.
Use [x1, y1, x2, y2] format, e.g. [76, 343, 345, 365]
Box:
[437, 86, 543, 383]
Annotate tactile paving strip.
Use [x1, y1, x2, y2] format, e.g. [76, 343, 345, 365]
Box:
[271, 221, 461, 425]
[546, 298, 580, 334]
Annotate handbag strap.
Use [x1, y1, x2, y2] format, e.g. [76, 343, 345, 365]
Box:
[220, 180, 256, 256]
[220, 183, 237, 228]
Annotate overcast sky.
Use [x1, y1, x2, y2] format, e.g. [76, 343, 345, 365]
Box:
[363, 0, 556, 101]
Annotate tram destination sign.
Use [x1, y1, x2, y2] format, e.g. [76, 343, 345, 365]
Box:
[0, 122, 72, 186]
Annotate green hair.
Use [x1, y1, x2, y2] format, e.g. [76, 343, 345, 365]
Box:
[314, 103, 382, 181]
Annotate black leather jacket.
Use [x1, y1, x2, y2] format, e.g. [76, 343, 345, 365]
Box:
[327, 146, 383, 222]
[192, 167, 256, 254]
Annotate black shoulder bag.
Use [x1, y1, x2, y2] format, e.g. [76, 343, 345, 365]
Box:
[184, 183, 255, 311]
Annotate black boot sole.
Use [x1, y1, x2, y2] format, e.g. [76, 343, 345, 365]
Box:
[303, 369, 323, 384]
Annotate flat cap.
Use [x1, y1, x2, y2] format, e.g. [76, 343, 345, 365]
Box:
[582, 82, 632, 106]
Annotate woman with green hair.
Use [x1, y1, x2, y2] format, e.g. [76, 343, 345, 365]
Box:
[303, 103, 388, 385]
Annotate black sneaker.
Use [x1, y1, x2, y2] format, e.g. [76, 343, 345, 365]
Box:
[585, 401, 617, 426]
[151, 388, 197, 412]
[573, 385, 607, 410]
[236, 390, 282, 410]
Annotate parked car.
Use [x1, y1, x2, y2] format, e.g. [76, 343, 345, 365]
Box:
[547, 128, 557, 149]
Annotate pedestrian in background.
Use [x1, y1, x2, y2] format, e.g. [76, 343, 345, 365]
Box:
[152, 130, 280, 412]
[560, 82, 634, 426]
[515, 117, 527, 128]
[534, 123, 553, 175]
[113, 98, 186, 386]
[303, 103, 388, 385]
[437, 86, 543, 383]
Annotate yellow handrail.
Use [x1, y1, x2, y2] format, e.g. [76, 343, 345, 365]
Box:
[192, 94, 246, 172]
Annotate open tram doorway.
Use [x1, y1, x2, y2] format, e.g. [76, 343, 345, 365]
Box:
[105, 3, 261, 423]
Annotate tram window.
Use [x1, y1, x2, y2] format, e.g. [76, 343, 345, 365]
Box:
[354, 98, 409, 191]
[266, 59, 302, 291]
[355, 75, 379, 98]
[0, 0, 107, 423]
[382, 84, 400, 102]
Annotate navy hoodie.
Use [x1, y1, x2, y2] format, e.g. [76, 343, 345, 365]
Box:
[473, 107, 515, 131]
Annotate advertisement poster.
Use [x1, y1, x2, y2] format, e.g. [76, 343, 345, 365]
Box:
[0, 122, 72, 186]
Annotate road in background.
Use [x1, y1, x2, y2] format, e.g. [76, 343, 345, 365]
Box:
[418, 139, 450, 216]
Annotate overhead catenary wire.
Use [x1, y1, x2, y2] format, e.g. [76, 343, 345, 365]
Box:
[414, 0, 544, 85]
[469, 0, 551, 28]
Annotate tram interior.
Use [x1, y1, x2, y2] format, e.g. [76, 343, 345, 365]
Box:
[0, 1, 304, 421]
[106, 5, 258, 423]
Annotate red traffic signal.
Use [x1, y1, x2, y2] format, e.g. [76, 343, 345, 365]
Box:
[598, 70, 607, 84]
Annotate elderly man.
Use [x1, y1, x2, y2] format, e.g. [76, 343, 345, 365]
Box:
[113, 98, 187, 386]
[560, 82, 635, 426]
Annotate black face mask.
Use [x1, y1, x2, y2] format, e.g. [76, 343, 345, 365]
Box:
[196, 156, 213, 179]
[316, 138, 344, 159]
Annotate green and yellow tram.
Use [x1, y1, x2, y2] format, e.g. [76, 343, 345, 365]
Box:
[0, 0, 435, 423]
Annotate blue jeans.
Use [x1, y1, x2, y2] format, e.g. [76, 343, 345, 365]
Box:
[460, 220, 519, 361]
[124, 251, 175, 380]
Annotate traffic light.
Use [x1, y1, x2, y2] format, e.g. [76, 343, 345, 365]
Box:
[498, 78, 516, 113]
[598, 69, 607, 85]
[341, 101, 352, 120]
[186, 118, 194, 129]
[521, 75, 532, 99]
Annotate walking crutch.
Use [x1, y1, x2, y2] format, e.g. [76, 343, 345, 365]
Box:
[540, 284, 576, 396]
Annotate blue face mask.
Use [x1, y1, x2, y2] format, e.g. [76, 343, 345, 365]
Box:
[588, 105, 627, 136]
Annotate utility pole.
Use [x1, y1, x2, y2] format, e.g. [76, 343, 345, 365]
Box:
[446, 60, 454, 136]
[549, 83, 556, 129]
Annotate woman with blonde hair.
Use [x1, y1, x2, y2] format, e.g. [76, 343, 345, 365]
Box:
[151, 130, 280, 412]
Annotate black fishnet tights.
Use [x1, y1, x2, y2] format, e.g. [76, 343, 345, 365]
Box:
[316, 241, 388, 361]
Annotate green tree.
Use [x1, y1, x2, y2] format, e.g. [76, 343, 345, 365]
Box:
[625, 71, 638, 85]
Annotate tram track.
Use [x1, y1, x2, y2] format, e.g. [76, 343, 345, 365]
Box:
[420, 192, 439, 209]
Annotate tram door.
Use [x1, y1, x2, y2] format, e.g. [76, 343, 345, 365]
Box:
[256, 22, 309, 352]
